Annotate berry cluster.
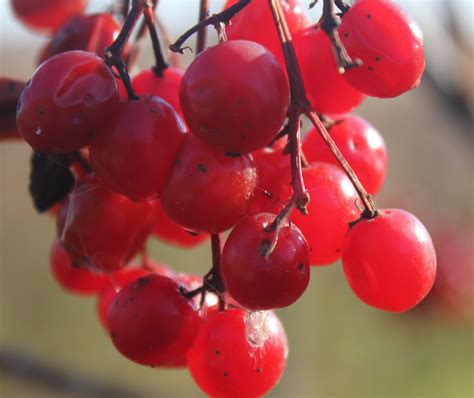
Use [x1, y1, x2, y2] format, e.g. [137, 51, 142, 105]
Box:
[10, 0, 437, 396]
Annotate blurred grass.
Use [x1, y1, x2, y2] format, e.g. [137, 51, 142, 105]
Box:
[1, 0, 474, 397]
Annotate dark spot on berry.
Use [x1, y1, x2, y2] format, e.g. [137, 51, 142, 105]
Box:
[225, 152, 242, 158]
[149, 108, 158, 113]
[223, 371, 229, 377]
[367, 14, 372, 19]
[111, 332, 116, 338]
[150, 365, 155, 368]
[368, 66, 375, 71]
[343, 32, 349, 38]
[298, 263, 304, 271]
[197, 163, 207, 173]
[129, 297, 135, 302]
[83, 93, 94, 103]
[188, 173, 194, 177]
[174, 159, 181, 166]
[256, 368, 263, 373]
[375, 56, 381, 62]
[38, 108, 45, 116]
[135, 276, 151, 288]
[215, 350, 221, 355]
[336, 249, 340, 253]
[188, 230, 200, 236]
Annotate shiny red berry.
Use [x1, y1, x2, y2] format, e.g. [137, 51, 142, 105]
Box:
[90, 95, 186, 201]
[161, 134, 257, 233]
[340, 0, 425, 97]
[57, 175, 155, 272]
[292, 163, 359, 265]
[17, 51, 119, 154]
[108, 275, 201, 367]
[222, 213, 310, 310]
[50, 240, 105, 295]
[12, 0, 88, 33]
[188, 309, 288, 398]
[303, 115, 387, 195]
[180, 40, 289, 154]
[342, 209, 437, 312]
[38, 13, 124, 64]
[294, 27, 365, 115]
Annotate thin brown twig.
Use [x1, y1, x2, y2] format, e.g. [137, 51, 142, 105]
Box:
[196, 0, 209, 54]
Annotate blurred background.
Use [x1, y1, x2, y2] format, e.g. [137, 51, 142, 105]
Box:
[0, 0, 473, 397]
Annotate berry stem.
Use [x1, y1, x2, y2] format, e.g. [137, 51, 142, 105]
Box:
[320, 0, 360, 71]
[143, 2, 169, 76]
[105, 0, 148, 100]
[334, 0, 350, 13]
[169, 0, 251, 54]
[196, 0, 209, 54]
[121, 0, 130, 20]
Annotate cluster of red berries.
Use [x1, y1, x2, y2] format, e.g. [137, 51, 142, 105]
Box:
[12, 0, 437, 396]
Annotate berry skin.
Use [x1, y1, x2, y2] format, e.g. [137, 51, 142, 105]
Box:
[96, 261, 174, 330]
[292, 163, 359, 266]
[222, 213, 310, 310]
[12, 0, 88, 33]
[38, 13, 124, 64]
[187, 309, 288, 398]
[180, 40, 289, 154]
[132, 67, 184, 116]
[161, 134, 258, 233]
[16, 51, 119, 154]
[57, 175, 155, 272]
[50, 240, 105, 295]
[224, 0, 310, 68]
[342, 209, 437, 312]
[108, 275, 201, 367]
[294, 27, 365, 115]
[340, 0, 425, 98]
[152, 200, 209, 248]
[90, 95, 186, 201]
[247, 138, 292, 216]
[303, 115, 387, 195]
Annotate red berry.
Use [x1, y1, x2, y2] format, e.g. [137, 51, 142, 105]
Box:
[97, 261, 174, 329]
[90, 95, 186, 201]
[224, 0, 310, 68]
[247, 138, 292, 216]
[132, 67, 184, 116]
[340, 0, 425, 98]
[108, 275, 201, 367]
[294, 27, 365, 115]
[292, 163, 359, 265]
[57, 175, 155, 272]
[180, 40, 289, 154]
[12, 0, 88, 33]
[222, 213, 310, 310]
[16, 51, 119, 154]
[303, 115, 387, 195]
[342, 209, 437, 312]
[38, 13, 124, 64]
[161, 134, 257, 233]
[188, 309, 288, 398]
[50, 240, 105, 295]
[152, 200, 209, 248]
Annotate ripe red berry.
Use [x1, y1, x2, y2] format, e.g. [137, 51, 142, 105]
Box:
[90, 95, 186, 201]
[342, 209, 437, 312]
[50, 240, 105, 295]
[294, 27, 365, 115]
[57, 175, 155, 272]
[180, 40, 289, 154]
[97, 261, 174, 330]
[340, 0, 425, 98]
[292, 163, 359, 265]
[38, 13, 124, 64]
[187, 309, 288, 398]
[152, 200, 209, 248]
[303, 115, 387, 195]
[108, 275, 201, 367]
[16, 51, 119, 154]
[161, 134, 258, 233]
[224, 0, 310, 68]
[222, 213, 310, 310]
[12, 0, 88, 33]
[247, 138, 292, 216]
[132, 67, 184, 116]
